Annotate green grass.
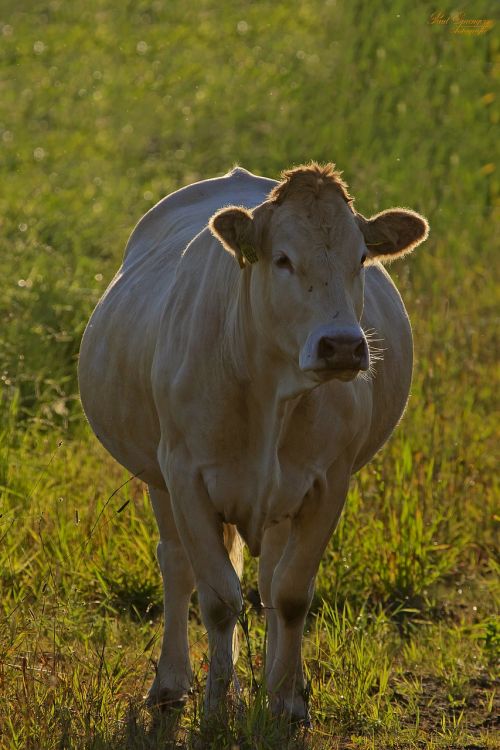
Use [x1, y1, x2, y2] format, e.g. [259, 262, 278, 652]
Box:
[0, 0, 498, 747]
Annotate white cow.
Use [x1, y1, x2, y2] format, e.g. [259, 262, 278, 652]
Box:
[78, 163, 428, 722]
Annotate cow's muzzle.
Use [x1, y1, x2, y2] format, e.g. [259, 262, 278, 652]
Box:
[317, 333, 369, 370]
[299, 324, 369, 379]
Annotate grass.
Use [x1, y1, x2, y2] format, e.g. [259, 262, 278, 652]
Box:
[0, 0, 498, 747]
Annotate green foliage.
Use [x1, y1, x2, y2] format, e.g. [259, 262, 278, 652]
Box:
[480, 616, 500, 666]
[0, 0, 498, 747]
[311, 602, 393, 732]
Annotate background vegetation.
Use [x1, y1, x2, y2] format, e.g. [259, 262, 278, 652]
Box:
[0, 0, 498, 747]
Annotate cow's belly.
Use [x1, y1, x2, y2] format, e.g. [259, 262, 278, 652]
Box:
[79, 274, 167, 488]
[81, 377, 165, 488]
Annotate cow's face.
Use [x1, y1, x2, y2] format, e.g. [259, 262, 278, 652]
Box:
[210, 166, 428, 386]
[255, 197, 370, 383]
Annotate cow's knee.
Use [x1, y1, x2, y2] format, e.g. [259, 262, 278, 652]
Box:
[273, 574, 314, 627]
[198, 575, 242, 630]
[275, 593, 310, 627]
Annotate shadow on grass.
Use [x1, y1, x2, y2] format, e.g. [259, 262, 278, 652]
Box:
[94, 698, 314, 750]
[114, 705, 184, 749]
[104, 575, 163, 621]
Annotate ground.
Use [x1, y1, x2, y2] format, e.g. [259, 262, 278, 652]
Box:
[0, 1, 498, 748]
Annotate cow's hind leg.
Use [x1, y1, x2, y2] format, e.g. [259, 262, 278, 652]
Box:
[147, 486, 195, 710]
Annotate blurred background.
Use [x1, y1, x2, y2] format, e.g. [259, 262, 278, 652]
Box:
[0, 0, 496, 424]
[0, 1, 498, 747]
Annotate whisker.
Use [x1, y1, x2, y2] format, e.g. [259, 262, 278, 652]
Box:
[362, 327, 386, 382]
[363, 327, 382, 337]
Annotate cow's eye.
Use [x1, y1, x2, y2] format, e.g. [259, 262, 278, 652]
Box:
[274, 254, 294, 273]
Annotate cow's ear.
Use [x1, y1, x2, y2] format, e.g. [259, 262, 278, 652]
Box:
[356, 209, 429, 262]
[209, 206, 258, 268]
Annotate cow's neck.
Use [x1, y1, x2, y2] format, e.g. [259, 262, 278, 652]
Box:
[221, 273, 310, 460]
[225, 272, 309, 399]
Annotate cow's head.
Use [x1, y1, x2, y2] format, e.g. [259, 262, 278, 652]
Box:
[209, 163, 428, 385]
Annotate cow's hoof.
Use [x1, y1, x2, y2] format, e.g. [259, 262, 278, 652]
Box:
[145, 686, 190, 712]
[284, 707, 312, 731]
[269, 694, 312, 729]
[293, 712, 312, 730]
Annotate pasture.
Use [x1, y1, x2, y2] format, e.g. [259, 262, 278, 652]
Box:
[0, 1, 498, 748]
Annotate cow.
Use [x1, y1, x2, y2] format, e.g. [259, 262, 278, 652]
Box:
[78, 162, 428, 724]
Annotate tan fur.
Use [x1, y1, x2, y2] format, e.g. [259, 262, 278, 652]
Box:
[223, 523, 244, 579]
[209, 206, 254, 267]
[358, 208, 430, 261]
[267, 161, 354, 208]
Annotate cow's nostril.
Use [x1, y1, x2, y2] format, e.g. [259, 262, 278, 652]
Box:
[354, 341, 366, 361]
[317, 337, 336, 360]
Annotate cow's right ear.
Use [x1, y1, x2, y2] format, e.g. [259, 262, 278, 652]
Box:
[209, 206, 258, 268]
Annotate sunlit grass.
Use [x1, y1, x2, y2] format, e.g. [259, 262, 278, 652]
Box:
[1, 0, 498, 747]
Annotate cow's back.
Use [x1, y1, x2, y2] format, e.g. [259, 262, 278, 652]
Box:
[78, 168, 276, 485]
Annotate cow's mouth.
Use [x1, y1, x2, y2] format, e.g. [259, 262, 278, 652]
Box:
[309, 366, 363, 383]
[332, 369, 362, 382]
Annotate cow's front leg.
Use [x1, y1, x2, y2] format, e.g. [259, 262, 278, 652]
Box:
[258, 520, 290, 679]
[267, 464, 351, 723]
[161, 449, 243, 716]
[147, 486, 195, 709]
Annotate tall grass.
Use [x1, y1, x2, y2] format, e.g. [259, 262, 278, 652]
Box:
[0, 1, 498, 747]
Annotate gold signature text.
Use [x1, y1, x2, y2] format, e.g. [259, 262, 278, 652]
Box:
[430, 11, 494, 35]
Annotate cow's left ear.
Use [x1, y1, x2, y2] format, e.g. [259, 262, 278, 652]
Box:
[209, 206, 258, 268]
[356, 209, 429, 262]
